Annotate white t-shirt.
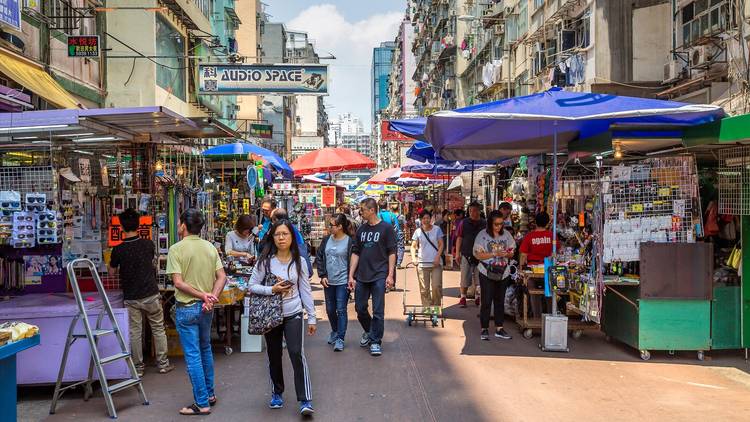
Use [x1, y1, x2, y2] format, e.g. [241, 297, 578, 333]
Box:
[412, 225, 444, 268]
[225, 230, 253, 255]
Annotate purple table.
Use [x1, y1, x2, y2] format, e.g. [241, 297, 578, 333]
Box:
[0, 292, 130, 385]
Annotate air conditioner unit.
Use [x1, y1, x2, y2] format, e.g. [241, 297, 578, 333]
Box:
[691, 46, 708, 67]
[663, 60, 683, 83]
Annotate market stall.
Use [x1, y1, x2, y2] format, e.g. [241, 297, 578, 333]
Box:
[0, 106, 238, 382]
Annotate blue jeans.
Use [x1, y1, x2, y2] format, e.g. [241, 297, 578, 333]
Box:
[354, 278, 386, 345]
[323, 284, 349, 341]
[175, 302, 214, 408]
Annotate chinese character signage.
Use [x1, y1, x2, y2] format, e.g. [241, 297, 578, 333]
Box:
[67, 35, 100, 57]
[249, 123, 273, 139]
[381, 120, 416, 142]
[321, 186, 336, 208]
[109, 215, 153, 247]
[0, 0, 21, 30]
[199, 64, 328, 95]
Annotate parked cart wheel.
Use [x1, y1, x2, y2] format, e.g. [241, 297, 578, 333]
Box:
[697, 351, 705, 361]
[523, 329, 533, 339]
[571, 330, 583, 340]
[640, 350, 651, 361]
[224, 346, 233, 356]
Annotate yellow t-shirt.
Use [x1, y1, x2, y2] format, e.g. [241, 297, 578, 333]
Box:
[166, 235, 223, 304]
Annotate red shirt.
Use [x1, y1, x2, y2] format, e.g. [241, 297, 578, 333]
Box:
[519, 230, 557, 265]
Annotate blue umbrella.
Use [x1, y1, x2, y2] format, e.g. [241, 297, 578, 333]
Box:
[203, 141, 293, 179]
[425, 87, 725, 161]
[406, 141, 496, 167]
[389, 118, 427, 140]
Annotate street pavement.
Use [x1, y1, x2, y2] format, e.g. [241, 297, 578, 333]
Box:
[18, 258, 750, 421]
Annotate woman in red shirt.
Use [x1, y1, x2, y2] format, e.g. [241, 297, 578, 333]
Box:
[519, 212, 558, 267]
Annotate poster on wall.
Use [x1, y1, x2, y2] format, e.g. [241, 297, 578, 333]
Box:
[108, 215, 153, 247]
[198, 64, 329, 95]
[23, 255, 63, 285]
[78, 158, 91, 183]
[321, 186, 336, 208]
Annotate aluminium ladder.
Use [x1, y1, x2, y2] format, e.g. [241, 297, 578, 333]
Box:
[50, 258, 149, 419]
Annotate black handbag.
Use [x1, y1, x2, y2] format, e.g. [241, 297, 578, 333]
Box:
[246, 262, 284, 335]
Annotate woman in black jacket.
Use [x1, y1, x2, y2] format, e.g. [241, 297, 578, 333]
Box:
[315, 213, 353, 351]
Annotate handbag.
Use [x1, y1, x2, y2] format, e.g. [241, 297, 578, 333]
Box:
[246, 261, 284, 335]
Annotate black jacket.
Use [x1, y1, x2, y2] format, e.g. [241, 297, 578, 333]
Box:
[315, 234, 353, 280]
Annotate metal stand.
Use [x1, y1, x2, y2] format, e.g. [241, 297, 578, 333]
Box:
[540, 122, 570, 352]
[50, 259, 148, 419]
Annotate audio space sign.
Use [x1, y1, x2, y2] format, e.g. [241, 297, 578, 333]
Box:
[199, 64, 328, 95]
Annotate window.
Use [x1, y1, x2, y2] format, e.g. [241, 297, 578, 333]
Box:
[681, 0, 728, 46]
[518, 1, 528, 36]
[155, 14, 186, 101]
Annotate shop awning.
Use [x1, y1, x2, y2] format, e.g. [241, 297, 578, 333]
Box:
[0, 49, 79, 109]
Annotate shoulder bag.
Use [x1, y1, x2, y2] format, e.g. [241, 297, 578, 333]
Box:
[246, 260, 284, 335]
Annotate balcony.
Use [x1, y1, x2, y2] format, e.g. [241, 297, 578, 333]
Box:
[160, 0, 212, 34]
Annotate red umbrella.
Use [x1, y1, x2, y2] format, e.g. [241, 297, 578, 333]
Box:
[366, 167, 401, 185]
[291, 147, 376, 176]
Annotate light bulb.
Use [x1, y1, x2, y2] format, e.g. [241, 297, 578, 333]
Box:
[176, 166, 185, 177]
[613, 143, 623, 160]
[155, 160, 163, 171]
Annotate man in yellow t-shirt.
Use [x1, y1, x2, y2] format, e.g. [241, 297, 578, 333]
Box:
[166, 209, 226, 416]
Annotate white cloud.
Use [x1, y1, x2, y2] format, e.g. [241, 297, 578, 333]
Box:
[287, 4, 402, 128]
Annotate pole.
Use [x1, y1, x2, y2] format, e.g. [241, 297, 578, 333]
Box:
[551, 121, 558, 316]
[470, 161, 475, 201]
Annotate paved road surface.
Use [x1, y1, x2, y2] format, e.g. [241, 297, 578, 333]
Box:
[18, 260, 750, 421]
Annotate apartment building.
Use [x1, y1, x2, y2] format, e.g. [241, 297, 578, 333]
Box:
[386, 14, 419, 119]
[260, 22, 290, 157]
[0, 0, 105, 111]
[287, 29, 329, 160]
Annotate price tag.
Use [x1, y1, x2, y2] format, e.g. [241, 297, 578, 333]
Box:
[658, 187, 671, 197]
[673, 199, 685, 216]
[630, 204, 644, 213]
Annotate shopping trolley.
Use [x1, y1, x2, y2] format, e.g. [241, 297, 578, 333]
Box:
[403, 262, 445, 327]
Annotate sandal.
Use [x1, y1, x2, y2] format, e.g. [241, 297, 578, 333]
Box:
[209, 396, 217, 406]
[179, 403, 211, 416]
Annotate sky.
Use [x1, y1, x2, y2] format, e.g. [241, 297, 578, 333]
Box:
[265, 1, 406, 128]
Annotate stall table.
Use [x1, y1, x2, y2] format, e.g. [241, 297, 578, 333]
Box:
[517, 272, 599, 339]
[1, 335, 40, 421]
[0, 293, 129, 384]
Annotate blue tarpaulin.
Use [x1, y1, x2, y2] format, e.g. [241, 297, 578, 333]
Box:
[406, 141, 496, 167]
[424, 87, 725, 161]
[388, 118, 427, 140]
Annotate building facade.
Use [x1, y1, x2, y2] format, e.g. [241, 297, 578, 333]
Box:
[372, 41, 396, 124]
[259, 22, 290, 157]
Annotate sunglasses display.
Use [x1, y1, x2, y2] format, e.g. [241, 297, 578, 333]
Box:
[39, 222, 56, 228]
[1, 202, 20, 209]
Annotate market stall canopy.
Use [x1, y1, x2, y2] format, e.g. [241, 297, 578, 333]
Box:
[447, 176, 463, 191]
[365, 167, 401, 185]
[0, 106, 227, 145]
[394, 177, 448, 186]
[0, 49, 79, 109]
[425, 87, 725, 161]
[388, 117, 427, 140]
[202, 141, 293, 179]
[291, 147, 376, 176]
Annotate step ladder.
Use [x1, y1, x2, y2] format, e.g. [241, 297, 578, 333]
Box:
[50, 258, 149, 419]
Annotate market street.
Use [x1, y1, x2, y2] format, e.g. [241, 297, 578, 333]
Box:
[18, 260, 750, 422]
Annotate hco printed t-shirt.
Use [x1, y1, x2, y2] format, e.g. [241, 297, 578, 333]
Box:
[352, 221, 397, 283]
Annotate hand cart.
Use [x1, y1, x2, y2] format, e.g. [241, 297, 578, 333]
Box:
[403, 262, 445, 327]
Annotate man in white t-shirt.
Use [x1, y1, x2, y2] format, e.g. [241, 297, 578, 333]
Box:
[410, 210, 444, 312]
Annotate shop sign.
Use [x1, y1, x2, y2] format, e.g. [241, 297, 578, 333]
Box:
[249, 123, 273, 139]
[381, 121, 415, 142]
[108, 215, 153, 247]
[67, 35, 100, 57]
[272, 182, 294, 192]
[321, 186, 336, 208]
[198, 64, 328, 95]
[0, 0, 21, 30]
